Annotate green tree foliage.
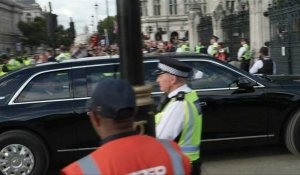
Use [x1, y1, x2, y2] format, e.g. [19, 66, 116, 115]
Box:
[18, 17, 47, 47]
[55, 25, 74, 48]
[97, 16, 117, 44]
[18, 16, 75, 49]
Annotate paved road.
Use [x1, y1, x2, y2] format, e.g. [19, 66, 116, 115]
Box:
[201, 146, 300, 175]
[48, 145, 300, 175]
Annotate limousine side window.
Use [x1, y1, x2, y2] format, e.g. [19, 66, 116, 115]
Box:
[144, 62, 160, 92]
[87, 65, 120, 96]
[187, 61, 244, 89]
[16, 71, 71, 102]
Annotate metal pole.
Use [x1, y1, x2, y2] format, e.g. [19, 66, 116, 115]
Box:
[95, 3, 99, 29]
[116, 0, 155, 136]
[105, 0, 110, 45]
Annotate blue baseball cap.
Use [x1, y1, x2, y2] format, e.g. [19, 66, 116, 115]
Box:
[87, 78, 136, 120]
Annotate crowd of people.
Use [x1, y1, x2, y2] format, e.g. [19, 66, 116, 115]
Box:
[0, 36, 276, 77]
[0, 44, 120, 76]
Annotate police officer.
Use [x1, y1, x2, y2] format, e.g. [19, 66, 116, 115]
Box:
[207, 35, 219, 56]
[237, 38, 251, 71]
[249, 46, 275, 75]
[155, 58, 203, 175]
[55, 45, 71, 62]
[195, 40, 205, 54]
[61, 78, 191, 175]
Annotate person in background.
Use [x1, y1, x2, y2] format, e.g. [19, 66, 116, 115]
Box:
[155, 57, 203, 175]
[237, 38, 251, 71]
[216, 42, 229, 62]
[61, 78, 191, 175]
[45, 49, 56, 62]
[207, 35, 219, 57]
[36, 54, 47, 64]
[249, 46, 275, 75]
[195, 40, 205, 54]
[55, 45, 71, 62]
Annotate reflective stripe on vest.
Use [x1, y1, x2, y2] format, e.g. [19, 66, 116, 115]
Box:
[158, 139, 184, 175]
[77, 155, 101, 175]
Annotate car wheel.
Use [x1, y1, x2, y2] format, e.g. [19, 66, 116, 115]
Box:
[285, 110, 300, 155]
[0, 130, 49, 175]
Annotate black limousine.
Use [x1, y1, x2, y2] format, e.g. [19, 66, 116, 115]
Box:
[0, 53, 299, 175]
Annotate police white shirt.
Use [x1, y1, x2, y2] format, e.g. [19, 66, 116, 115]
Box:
[156, 84, 191, 140]
[237, 45, 247, 61]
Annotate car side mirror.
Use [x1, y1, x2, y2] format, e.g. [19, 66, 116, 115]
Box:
[236, 77, 255, 90]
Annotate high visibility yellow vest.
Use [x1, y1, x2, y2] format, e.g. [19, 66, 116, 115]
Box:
[181, 44, 190, 52]
[195, 44, 204, 53]
[6, 59, 22, 71]
[155, 91, 202, 162]
[55, 52, 71, 62]
[209, 43, 218, 56]
[242, 44, 251, 60]
[23, 58, 32, 66]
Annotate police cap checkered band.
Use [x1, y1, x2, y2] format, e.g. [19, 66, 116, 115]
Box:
[158, 63, 189, 78]
[156, 57, 192, 78]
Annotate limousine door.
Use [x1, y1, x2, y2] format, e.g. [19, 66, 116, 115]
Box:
[186, 60, 269, 147]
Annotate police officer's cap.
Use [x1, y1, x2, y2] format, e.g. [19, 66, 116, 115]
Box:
[87, 78, 136, 120]
[155, 57, 192, 78]
[211, 35, 219, 40]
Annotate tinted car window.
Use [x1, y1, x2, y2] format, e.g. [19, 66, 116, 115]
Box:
[187, 61, 243, 89]
[144, 61, 160, 92]
[16, 71, 71, 102]
[87, 65, 119, 96]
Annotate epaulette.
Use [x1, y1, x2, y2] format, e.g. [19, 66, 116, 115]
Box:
[176, 91, 185, 101]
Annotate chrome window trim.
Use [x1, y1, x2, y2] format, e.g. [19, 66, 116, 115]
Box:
[9, 63, 119, 105]
[56, 134, 275, 153]
[201, 134, 275, 143]
[9, 59, 264, 105]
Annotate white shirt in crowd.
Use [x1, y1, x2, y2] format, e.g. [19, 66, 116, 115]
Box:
[249, 56, 276, 75]
[237, 45, 247, 61]
[156, 84, 191, 140]
[207, 42, 218, 56]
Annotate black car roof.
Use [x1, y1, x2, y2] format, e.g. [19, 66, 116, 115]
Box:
[9, 53, 214, 72]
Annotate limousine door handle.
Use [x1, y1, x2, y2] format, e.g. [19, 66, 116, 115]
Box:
[200, 102, 207, 107]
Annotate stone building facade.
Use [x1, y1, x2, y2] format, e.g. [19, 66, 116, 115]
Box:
[141, 0, 270, 58]
[141, 0, 193, 42]
[0, 0, 23, 53]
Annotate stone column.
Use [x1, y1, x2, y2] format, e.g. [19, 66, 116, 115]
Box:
[212, 3, 225, 41]
[188, 6, 201, 50]
[249, 0, 270, 56]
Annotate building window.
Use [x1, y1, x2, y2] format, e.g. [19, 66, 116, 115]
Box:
[169, 0, 177, 15]
[184, 0, 192, 14]
[141, 0, 148, 16]
[154, 0, 161, 16]
[226, 0, 235, 13]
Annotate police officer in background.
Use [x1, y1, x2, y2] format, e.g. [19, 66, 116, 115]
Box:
[155, 58, 203, 175]
[207, 35, 219, 56]
[249, 46, 276, 75]
[237, 38, 251, 71]
[61, 78, 191, 175]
